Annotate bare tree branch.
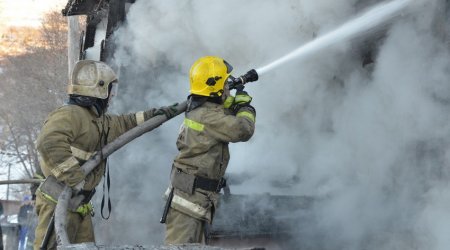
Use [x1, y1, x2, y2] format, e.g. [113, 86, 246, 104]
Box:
[0, 10, 68, 188]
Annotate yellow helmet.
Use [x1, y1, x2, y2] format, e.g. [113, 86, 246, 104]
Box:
[189, 56, 233, 97]
[67, 60, 117, 99]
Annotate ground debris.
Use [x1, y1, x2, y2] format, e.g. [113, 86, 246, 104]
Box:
[58, 243, 264, 250]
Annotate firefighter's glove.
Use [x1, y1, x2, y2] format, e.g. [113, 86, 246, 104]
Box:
[76, 202, 94, 217]
[234, 90, 252, 105]
[155, 103, 178, 118]
[223, 96, 235, 109]
[232, 90, 253, 114]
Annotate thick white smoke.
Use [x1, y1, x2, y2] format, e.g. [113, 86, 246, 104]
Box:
[92, 0, 450, 249]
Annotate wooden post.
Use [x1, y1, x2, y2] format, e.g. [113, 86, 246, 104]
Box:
[68, 16, 81, 76]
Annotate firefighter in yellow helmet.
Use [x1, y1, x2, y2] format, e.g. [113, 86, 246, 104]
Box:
[34, 60, 177, 250]
[163, 56, 257, 244]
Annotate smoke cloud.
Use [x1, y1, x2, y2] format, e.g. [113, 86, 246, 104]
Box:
[92, 0, 450, 249]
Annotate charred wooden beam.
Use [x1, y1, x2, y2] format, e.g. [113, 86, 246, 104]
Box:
[62, 0, 103, 16]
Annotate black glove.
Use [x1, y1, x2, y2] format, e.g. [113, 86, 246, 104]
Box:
[155, 103, 178, 118]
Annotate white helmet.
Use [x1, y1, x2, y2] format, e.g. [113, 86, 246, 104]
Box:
[67, 60, 117, 99]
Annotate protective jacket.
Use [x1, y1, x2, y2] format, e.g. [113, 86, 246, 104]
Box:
[37, 104, 158, 190]
[169, 101, 255, 222]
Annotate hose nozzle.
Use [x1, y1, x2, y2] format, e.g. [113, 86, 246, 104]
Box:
[227, 69, 259, 90]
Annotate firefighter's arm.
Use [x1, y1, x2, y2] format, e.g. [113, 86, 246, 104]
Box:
[36, 108, 85, 187]
[205, 105, 256, 143]
[107, 104, 179, 137]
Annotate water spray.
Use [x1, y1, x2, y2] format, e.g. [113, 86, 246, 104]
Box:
[229, 0, 412, 90]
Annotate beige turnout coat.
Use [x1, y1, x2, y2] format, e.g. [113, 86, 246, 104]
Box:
[169, 101, 255, 222]
[37, 104, 159, 190]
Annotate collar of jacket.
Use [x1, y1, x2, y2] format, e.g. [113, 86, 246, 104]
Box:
[90, 106, 101, 117]
[187, 95, 207, 112]
[67, 95, 110, 117]
[187, 95, 223, 112]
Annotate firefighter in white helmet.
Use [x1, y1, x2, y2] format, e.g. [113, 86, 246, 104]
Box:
[34, 60, 177, 249]
[162, 56, 257, 244]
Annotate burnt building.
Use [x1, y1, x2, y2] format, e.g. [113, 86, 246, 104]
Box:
[54, 0, 450, 249]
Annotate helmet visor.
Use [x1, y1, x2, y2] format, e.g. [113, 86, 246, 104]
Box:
[223, 60, 233, 74]
[109, 81, 118, 98]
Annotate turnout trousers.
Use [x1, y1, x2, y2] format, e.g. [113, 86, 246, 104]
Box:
[164, 208, 206, 244]
[33, 191, 94, 250]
